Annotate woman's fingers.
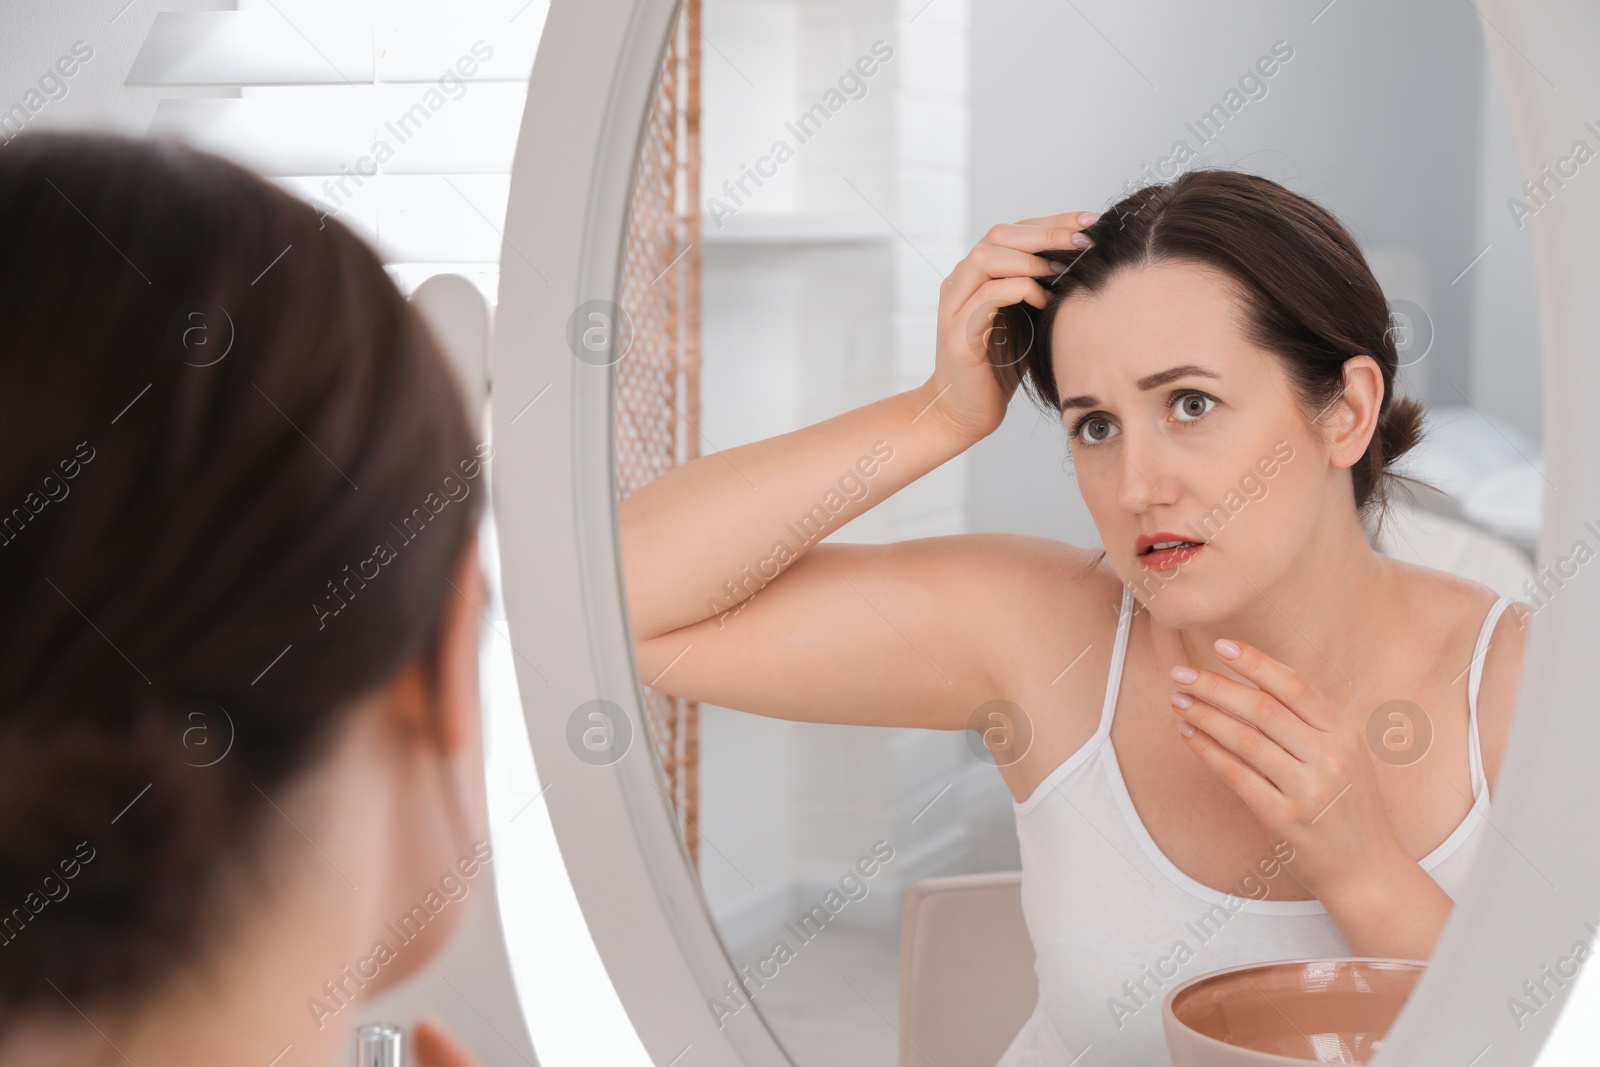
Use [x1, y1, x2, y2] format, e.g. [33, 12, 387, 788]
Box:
[983, 220, 1092, 256]
[1014, 209, 1102, 229]
[1171, 693, 1300, 793]
[957, 276, 1051, 345]
[1172, 664, 1325, 762]
[924, 209, 1095, 440]
[946, 280, 1048, 378]
[1209, 639, 1338, 732]
[1172, 713, 1287, 820]
[412, 1017, 481, 1067]
[941, 245, 1071, 315]
[939, 211, 1093, 315]
[970, 242, 1074, 279]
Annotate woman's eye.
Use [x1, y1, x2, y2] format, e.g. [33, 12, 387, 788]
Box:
[1174, 392, 1216, 420]
[1068, 391, 1216, 445]
[1076, 416, 1117, 443]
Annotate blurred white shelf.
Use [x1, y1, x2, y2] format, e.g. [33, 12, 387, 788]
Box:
[702, 212, 894, 245]
[128, 11, 374, 86]
[131, 0, 545, 272]
[149, 87, 526, 174]
[127, 10, 537, 87]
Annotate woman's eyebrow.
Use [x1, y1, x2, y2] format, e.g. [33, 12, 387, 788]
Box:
[1057, 364, 1223, 414]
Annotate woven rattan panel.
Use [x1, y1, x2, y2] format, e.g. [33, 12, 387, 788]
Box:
[614, 0, 703, 868]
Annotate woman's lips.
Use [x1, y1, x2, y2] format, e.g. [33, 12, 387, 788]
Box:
[1139, 542, 1204, 570]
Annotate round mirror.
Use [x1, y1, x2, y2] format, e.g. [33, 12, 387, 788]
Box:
[491, 2, 1600, 1064]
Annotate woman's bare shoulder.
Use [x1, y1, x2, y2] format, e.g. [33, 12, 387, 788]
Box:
[1475, 596, 1531, 796]
[922, 532, 1124, 615]
[913, 534, 1124, 800]
[1385, 556, 1531, 794]
[906, 533, 1125, 695]
[877, 531, 1119, 636]
[1382, 555, 1521, 622]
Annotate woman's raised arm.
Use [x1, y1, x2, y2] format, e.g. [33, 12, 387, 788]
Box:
[619, 211, 1099, 730]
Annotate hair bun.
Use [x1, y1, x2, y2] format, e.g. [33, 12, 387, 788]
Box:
[1377, 394, 1425, 467]
[1363, 393, 1435, 527]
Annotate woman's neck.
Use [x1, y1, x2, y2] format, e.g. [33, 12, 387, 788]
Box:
[0, 880, 368, 1067]
[1156, 513, 1405, 713]
[0, 949, 355, 1067]
[0, 722, 404, 1067]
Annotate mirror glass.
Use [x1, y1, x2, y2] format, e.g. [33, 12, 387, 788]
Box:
[619, 2, 1545, 1063]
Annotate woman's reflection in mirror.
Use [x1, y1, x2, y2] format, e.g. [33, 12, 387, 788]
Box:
[621, 167, 1528, 1063]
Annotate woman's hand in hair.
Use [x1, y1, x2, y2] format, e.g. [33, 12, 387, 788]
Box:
[927, 210, 1096, 442]
[412, 1016, 482, 1067]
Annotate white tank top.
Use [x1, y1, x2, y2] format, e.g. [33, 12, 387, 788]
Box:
[995, 583, 1514, 1067]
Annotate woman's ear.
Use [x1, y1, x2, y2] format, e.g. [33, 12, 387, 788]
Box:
[431, 533, 485, 754]
[1324, 355, 1384, 470]
[386, 533, 485, 754]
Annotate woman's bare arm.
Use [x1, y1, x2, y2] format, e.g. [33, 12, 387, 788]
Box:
[620, 380, 1006, 731]
[619, 211, 1100, 732]
[620, 380, 973, 642]
[632, 529, 1108, 732]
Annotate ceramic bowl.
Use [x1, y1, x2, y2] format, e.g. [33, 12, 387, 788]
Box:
[1161, 957, 1426, 1065]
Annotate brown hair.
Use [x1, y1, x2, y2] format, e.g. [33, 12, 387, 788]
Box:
[987, 168, 1432, 565]
[0, 132, 485, 1014]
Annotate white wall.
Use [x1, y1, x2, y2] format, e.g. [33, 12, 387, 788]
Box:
[1468, 34, 1545, 442]
[694, 0, 1003, 955]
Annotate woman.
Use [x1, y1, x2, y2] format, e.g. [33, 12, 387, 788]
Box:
[621, 169, 1529, 1064]
[0, 132, 491, 1067]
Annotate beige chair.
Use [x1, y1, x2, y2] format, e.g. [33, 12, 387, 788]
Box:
[898, 872, 1038, 1067]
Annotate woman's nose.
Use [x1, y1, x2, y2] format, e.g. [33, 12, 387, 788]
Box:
[1111, 431, 1179, 513]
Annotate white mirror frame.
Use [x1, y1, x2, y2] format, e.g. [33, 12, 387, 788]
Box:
[490, 1, 1600, 1064]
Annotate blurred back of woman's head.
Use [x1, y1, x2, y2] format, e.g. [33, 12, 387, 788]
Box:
[0, 131, 486, 1018]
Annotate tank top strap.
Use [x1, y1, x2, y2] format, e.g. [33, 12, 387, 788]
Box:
[1097, 583, 1136, 734]
[1466, 595, 1515, 798]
